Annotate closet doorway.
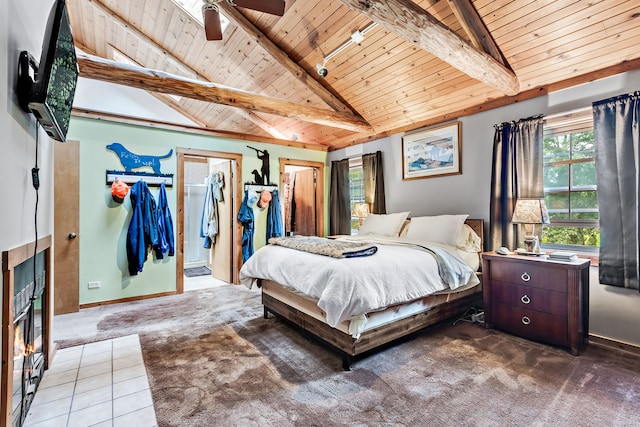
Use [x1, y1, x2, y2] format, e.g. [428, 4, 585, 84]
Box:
[280, 159, 325, 237]
[176, 148, 243, 293]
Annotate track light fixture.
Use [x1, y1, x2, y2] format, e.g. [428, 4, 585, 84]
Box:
[315, 22, 377, 79]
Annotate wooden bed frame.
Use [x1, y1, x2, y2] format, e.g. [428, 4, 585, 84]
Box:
[260, 219, 484, 370]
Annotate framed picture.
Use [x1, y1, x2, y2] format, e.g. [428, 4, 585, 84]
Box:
[402, 121, 461, 180]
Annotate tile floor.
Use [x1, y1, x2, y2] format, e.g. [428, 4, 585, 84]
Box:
[24, 334, 157, 427]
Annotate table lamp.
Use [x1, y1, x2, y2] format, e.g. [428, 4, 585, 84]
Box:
[511, 198, 550, 253]
[352, 202, 370, 227]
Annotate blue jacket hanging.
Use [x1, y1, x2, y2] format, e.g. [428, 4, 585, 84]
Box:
[266, 189, 284, 240]
[155, 182, 175, 259]
[237, 190, 256, 263]
[127, 180, 159, 275]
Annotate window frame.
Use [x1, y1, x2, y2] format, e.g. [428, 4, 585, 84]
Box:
[541, 109, 599, 255]
[348, 157, 365, 235]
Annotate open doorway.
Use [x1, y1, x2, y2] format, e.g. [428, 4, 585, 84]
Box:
[176, 148, 243, 293]
[279, 158, 325, 237]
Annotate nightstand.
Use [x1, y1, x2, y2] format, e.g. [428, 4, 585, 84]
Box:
[482, 252, 590, 355]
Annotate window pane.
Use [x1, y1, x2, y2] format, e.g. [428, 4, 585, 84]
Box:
[571, 131, 595, 159]
[571, 162, 596, 188]
[544, 164, 569, 190]
[543, 135, 570, 162]
[541, 226, 600, 247]
[545, 192, 568, 219]
[570, 190, 598, 211]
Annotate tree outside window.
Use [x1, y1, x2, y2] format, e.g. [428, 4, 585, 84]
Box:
[542, 117, 599, 251]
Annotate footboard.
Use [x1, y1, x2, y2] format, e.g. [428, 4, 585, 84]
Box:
[261, 280, 482, 369]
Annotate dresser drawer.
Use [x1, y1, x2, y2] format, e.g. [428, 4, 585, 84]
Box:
[490, 260, 567, 292]
[492, 302, 567, 347]
[491, 281, 568, 317]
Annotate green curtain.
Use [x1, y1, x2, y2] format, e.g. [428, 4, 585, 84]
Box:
[593, 92, 640, 290]
[489, 116, 544, 251]
[362, 151, 386, 214]
[329, 158, 351, 235]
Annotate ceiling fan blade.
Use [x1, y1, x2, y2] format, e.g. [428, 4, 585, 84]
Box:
[203, 7, 223, 41]
[232, 0, 285, 16]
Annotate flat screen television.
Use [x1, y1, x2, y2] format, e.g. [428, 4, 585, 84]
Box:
[18, 0, 78, 142]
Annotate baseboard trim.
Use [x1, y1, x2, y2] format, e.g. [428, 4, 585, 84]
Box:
[589, 334, 640, 356]
[79, 291, 177, 309]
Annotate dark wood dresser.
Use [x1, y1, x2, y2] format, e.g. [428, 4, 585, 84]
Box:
[482, 252, 590, 355]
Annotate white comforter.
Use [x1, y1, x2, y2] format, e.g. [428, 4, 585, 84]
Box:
[239, 236, 479, 329]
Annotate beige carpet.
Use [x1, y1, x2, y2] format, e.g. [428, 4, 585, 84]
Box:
[55, 285, 640, 427]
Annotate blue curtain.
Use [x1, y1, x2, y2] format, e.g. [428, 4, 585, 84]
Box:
[329, 158, 351, 235]
[593, 92, 640, 290]
[489, 116, 544, 251]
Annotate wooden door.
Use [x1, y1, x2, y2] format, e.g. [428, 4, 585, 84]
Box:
[293, 168, 317, 236]
[53, 140, 80, 314]
[210, 160, 233, 282]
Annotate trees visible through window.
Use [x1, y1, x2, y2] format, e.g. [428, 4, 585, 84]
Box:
[349, 157, 364, 234]
[542, 109, 599, 251]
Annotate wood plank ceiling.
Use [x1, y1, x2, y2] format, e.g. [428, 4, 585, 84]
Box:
[67, 0, 640, 150]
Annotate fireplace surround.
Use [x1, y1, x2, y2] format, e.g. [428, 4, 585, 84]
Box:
[2, 236, 52, 427]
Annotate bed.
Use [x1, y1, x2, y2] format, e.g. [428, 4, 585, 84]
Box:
[240, 214, 484, 369]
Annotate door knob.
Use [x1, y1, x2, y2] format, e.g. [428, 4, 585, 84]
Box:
[68, 232, 77, 240]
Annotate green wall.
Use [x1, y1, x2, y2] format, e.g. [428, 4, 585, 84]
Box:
[67, 117, 327, 305]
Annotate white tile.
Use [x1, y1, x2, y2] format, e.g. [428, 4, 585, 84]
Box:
[90, 421, 114, 427]
[67, 400, 112, 427]
[55, 346, 84, 362]
[30, 381, 75, 406]
[82, 340, 112, 356]
[78, 360, 112, 379]
[113, 363, 147, 383]
[47, 356, 82, 374]
[113, 405, 158, 427]
[23, 413, 68, 427]
[113, 375, 150, 399]
[113, 352, 144, 370]
[71, 384, 113, 412]
[80, 350, 112, 367]
[38, 368, 78, 389]
[74, 371, 112, 395]
[113, 388, 154, 418]
[24, 397, 72, 425]
[112, 334, 140, 348]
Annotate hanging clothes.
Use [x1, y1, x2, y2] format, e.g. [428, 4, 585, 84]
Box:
[266, 189, 284, 240]
[155, 182, 175, 259]
[238, 190, 258, 263]
[200, 171, 225, 249]
[127, 180, 159, 275]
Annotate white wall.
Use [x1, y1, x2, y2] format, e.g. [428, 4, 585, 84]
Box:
[1, 0, 57, 396]
[330, 70, 640, 347]
[73, 78, 199, 126]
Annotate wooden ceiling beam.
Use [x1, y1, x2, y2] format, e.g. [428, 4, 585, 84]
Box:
[336, 0, 520, 95]
[89, 0, 290, 140]
[218, 2, 356, 115]
[446, 0, 507, 67]
[76, 53, 374, 133]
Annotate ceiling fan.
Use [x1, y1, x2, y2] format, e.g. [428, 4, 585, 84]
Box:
[202, 0, 286, 41]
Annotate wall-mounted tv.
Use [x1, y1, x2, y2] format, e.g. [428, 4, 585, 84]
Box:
[18, 0, 78, 142]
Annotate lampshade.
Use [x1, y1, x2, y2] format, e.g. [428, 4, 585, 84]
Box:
[511, 198, 550, 224]
[352, 202, 370, 218]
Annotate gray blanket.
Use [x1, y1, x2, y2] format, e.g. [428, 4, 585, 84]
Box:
[268, 236, 378, 258]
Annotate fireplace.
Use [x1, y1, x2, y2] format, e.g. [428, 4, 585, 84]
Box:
[2, 236, 52, 427]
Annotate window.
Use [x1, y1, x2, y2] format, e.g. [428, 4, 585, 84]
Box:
[542, 109, 599, 251]
[349, 157, 364, 234]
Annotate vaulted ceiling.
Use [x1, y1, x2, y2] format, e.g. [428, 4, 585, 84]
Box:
[67, 0, 640, 151]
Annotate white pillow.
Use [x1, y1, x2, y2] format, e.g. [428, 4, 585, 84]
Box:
[358, 212, 410, 237]
[457, 224, 482, 252]
[405, 214, 469, 246]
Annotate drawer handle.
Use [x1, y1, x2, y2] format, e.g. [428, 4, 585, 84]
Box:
[521, 294, 531, 304]
[521, 272, 531, 282]
[522, 316, 531, 325]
